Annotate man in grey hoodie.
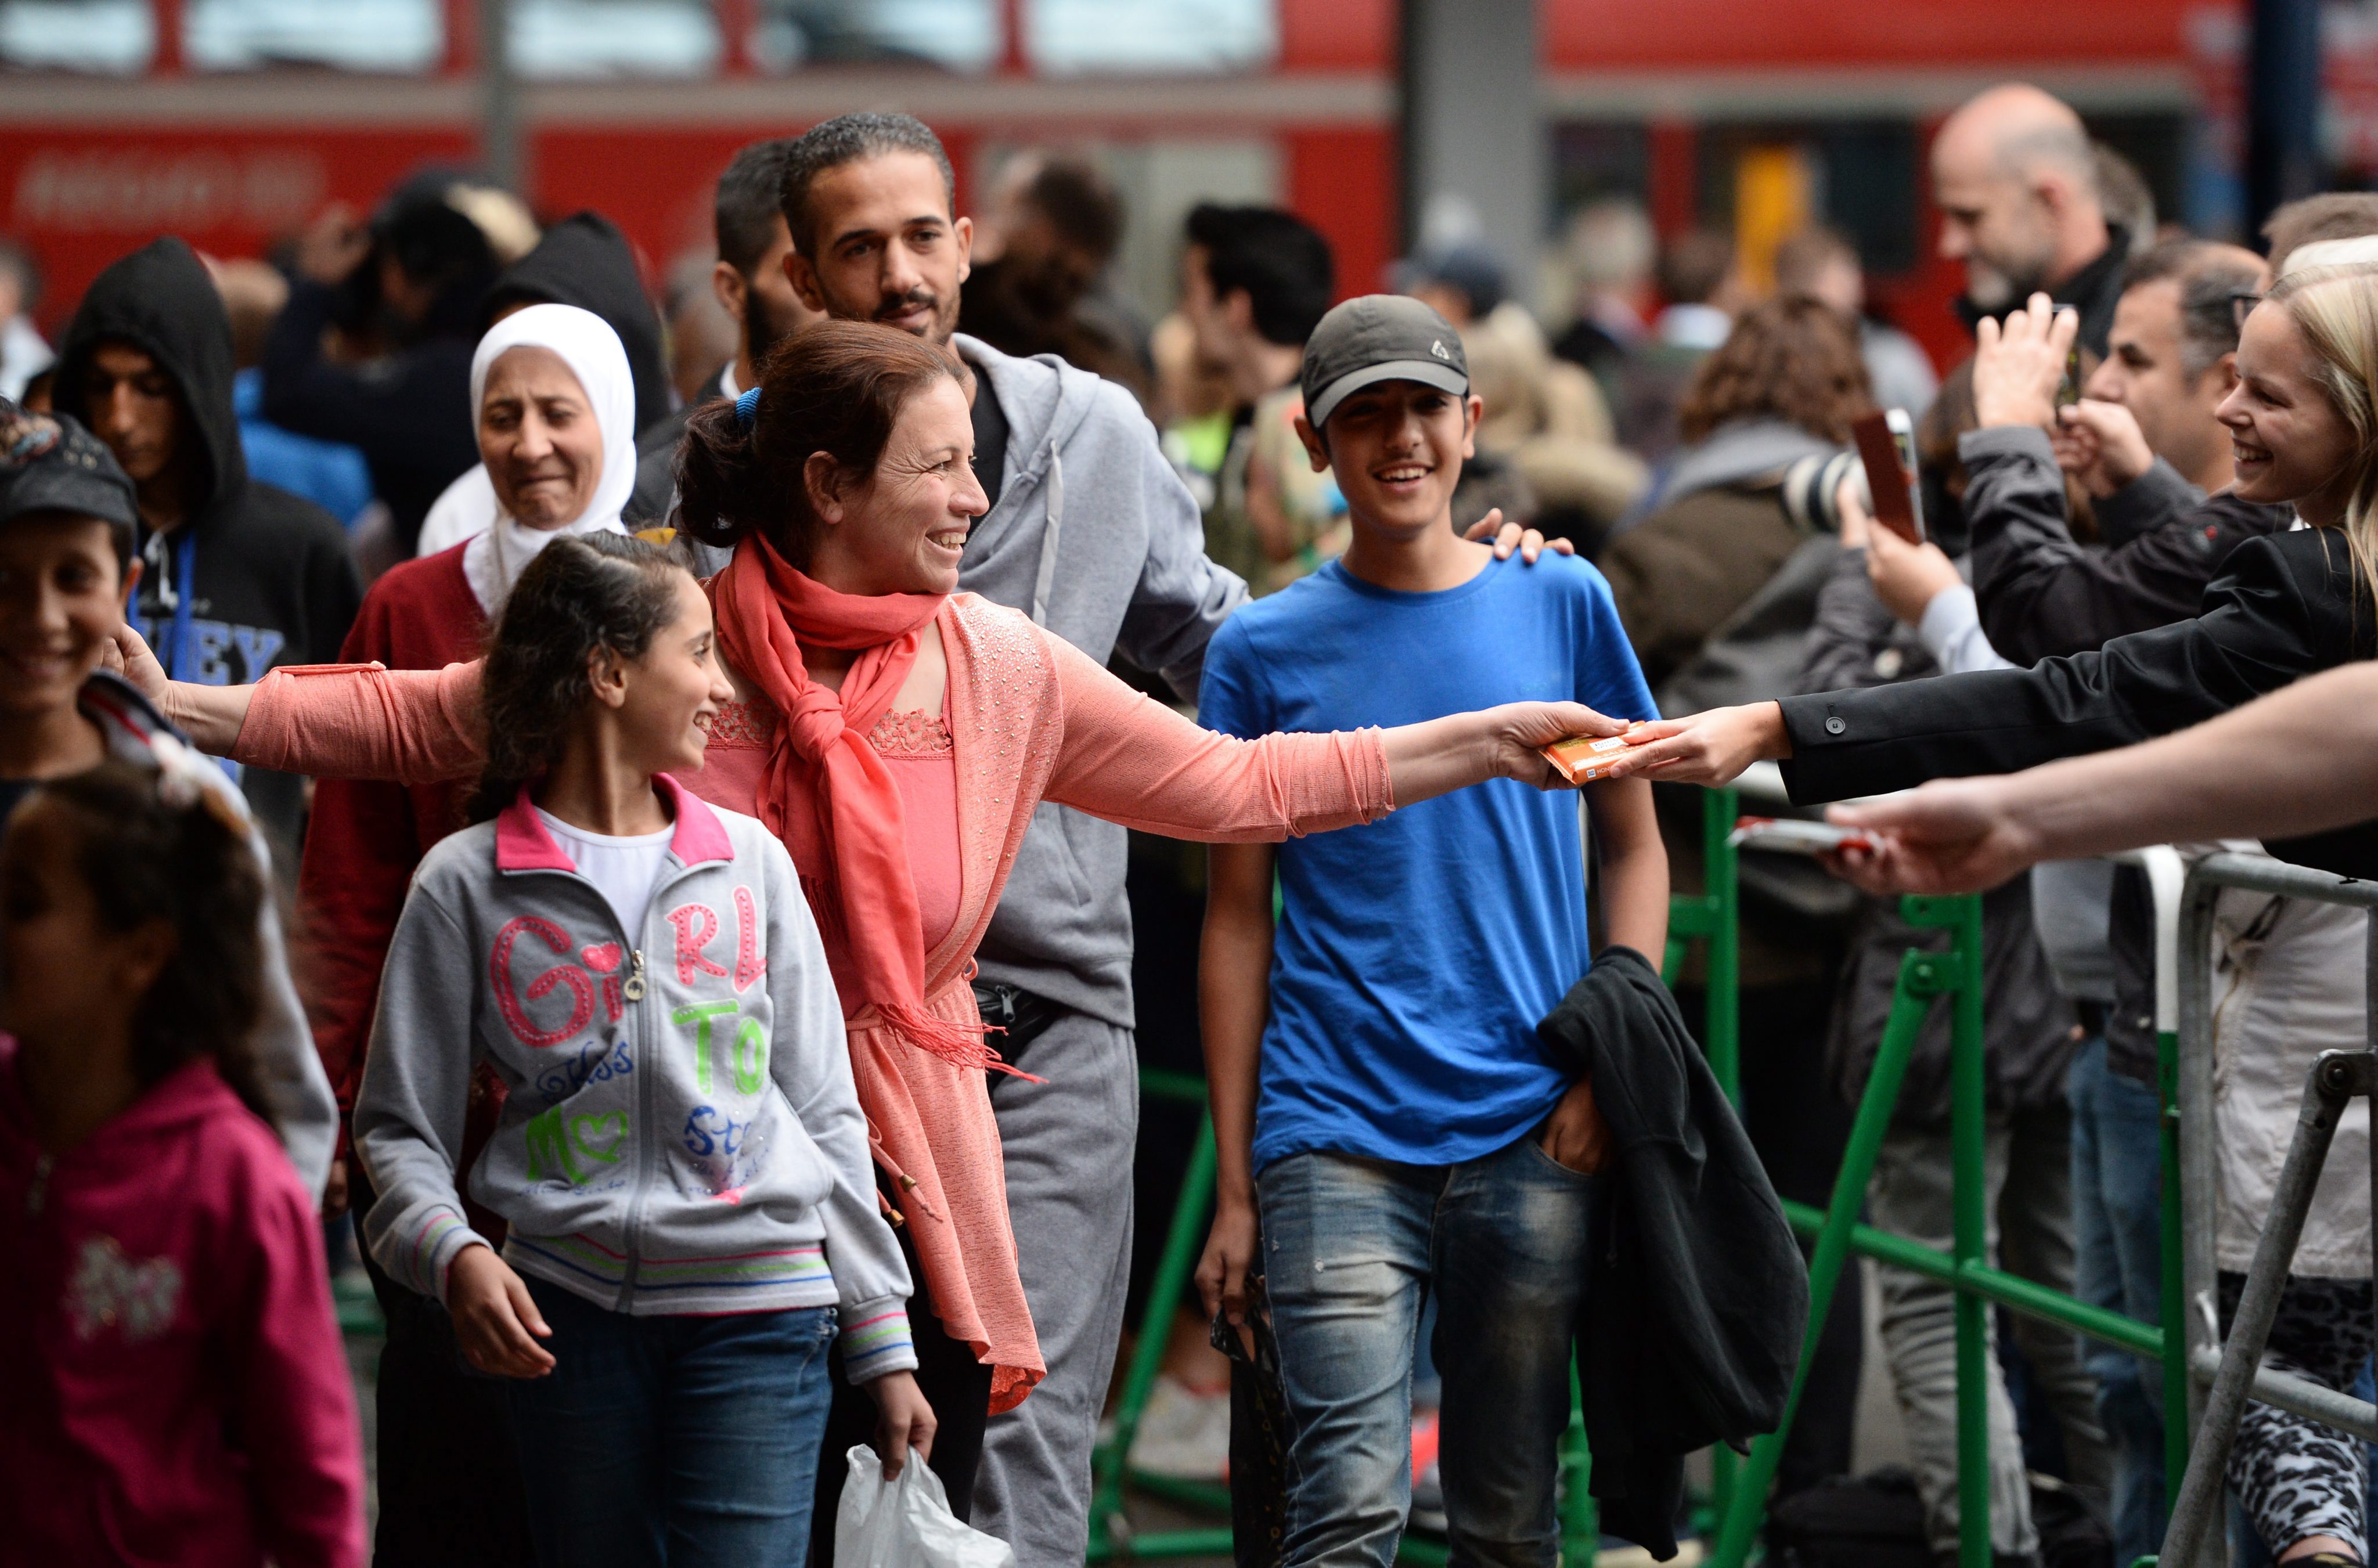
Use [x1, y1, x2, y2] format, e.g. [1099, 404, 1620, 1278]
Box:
[769, 113, 1238, 1563]
[769, 113, 1561, 1560]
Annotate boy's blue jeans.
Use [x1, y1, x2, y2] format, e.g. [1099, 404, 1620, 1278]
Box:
[1257, 1132, 1600, 1567]
[505, 1279, 837, 1568]
[2069, 1037, 2168, 1568]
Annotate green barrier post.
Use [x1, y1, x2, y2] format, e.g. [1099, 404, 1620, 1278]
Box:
[1711, 894, 1986, 1568]
[2159, 1022, 2189, 1505]
[1658, 787, 1743, 1537]
[1710, 933, 1954, 1568]
[1087, 1070, 1234, 1563]
[1713, 886, 2192, 1568]
[1943, 893, 1991, 1568]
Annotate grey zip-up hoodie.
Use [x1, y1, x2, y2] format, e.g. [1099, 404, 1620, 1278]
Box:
[354, 778, 917, 1376]
[950, 335, 1247, 1025]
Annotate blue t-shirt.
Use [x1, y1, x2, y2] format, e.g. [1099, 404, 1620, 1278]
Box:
[1199, 551, 1659, 1173]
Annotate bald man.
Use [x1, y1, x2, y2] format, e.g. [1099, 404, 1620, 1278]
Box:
[1932, 82, 2127, 355]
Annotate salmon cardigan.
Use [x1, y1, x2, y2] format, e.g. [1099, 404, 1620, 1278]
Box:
[235, 591, 1395, 1410]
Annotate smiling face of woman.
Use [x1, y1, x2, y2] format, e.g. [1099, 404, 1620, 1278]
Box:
[480, 345, 604, 529]
[804, 375, 988, 595]
[2217, 302, 2364, 524]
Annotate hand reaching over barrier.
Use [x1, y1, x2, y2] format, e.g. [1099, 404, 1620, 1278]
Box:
[1821, 661, 2378, 893]
[1817, 778, 2046, 896]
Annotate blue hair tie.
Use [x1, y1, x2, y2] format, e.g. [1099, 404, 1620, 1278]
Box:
[734, 386, 762, 430]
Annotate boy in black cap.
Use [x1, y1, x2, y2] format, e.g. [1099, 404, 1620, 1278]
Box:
[1192, 296, 1669, 1562]
[0, 399, 337, 1199]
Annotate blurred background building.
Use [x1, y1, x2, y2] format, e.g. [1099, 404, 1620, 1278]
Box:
[0, 0, 2348, 373]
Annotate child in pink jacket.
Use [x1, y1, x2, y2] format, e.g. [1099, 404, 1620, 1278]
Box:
[0, 759, 363, 1568]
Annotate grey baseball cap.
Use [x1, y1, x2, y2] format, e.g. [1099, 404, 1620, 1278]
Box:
[1300, 294, 1469, 430]
[0, 402, 139, 542]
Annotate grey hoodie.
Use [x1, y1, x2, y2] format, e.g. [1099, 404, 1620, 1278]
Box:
[950, 335, 1246, 1025]
[354, 778, 917, 1375]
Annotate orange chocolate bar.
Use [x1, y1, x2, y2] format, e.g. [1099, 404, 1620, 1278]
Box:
[1541, 730, 1637, 784]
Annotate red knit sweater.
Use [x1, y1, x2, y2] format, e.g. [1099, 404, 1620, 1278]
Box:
[294, 544, 487, 1195]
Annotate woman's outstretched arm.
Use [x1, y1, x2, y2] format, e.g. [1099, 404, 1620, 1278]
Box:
[1825, 662, 2378, 894]
[114, 624, 487, 784]
[1037, 633, 1626, 838]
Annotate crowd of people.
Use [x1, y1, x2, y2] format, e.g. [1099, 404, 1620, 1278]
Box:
[3, 74, 2378, 1568]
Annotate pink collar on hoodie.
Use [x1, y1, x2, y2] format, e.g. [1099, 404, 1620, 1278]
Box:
[493, 772, 734, 874]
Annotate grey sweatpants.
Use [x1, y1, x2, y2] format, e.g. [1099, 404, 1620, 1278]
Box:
[971, 1009, 1140, 1565]
[1869, 1106, 2113, 1557]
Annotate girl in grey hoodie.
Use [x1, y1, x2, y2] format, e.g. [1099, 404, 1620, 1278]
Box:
[354, 532, 931, 1566]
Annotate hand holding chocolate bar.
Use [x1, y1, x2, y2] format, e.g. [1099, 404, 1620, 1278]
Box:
[1541, 722, 1652, 785]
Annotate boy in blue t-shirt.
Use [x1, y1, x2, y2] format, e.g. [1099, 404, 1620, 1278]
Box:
[1193, 296, 1669, 1565]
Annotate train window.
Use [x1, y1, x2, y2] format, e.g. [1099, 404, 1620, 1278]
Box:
[0, 0, 154, 73]
[511, 0, 719, 77]
[748, 0, 998, 73]
[1024, 0, 1275, 74]
[185, 0, 441, 73]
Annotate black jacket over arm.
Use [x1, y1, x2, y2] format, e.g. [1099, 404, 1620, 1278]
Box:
[1778, 527, 2377, 874]
[1960, 426, 2294, 664]
[1538, 946, 1807, 1561]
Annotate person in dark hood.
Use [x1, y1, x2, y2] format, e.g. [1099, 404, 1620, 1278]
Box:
[1931, 83, 2127, 357]
[481, 210, 669, 435]
[53, 237, 360, 862]
[261, 183, 498, 554]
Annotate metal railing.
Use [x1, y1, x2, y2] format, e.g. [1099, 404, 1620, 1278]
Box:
[2161, 853, 2378, 1568]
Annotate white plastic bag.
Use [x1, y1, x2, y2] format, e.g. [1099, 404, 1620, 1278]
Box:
[833, 1444, 1017, 1568]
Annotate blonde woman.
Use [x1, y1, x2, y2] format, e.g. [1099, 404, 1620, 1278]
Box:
[1603, 271, 2378, 1567]
[1594, 272, 2378, 868]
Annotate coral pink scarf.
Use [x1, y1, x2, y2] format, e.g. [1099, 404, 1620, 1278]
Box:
[712, 536, 1006, 1073]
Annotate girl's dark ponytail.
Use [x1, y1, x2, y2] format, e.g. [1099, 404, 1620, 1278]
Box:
[33, 762, 277, 1128]
[471, 531, 690, 821]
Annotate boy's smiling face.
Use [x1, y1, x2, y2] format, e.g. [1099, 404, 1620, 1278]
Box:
[1296, 379, 1483, 540]
[0, 512, 128, 722]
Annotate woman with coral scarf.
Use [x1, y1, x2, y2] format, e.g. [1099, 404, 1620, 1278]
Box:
[136, 320, 1630, 1529]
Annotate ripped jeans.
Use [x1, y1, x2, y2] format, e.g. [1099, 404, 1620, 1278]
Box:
[1255, 1133, 1600, 1567]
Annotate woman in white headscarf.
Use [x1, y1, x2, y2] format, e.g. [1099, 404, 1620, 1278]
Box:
[286, 301, 643, 1556]
[415, 302, 638, 600]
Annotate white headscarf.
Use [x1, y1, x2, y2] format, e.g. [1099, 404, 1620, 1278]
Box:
[452, 302, 638, 613]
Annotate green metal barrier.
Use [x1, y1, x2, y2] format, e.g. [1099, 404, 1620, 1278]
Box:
[1732, 895, 1993, 1568]
[1646, 787, 1747, 1544]
[1703, 831, 2189, 1568]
